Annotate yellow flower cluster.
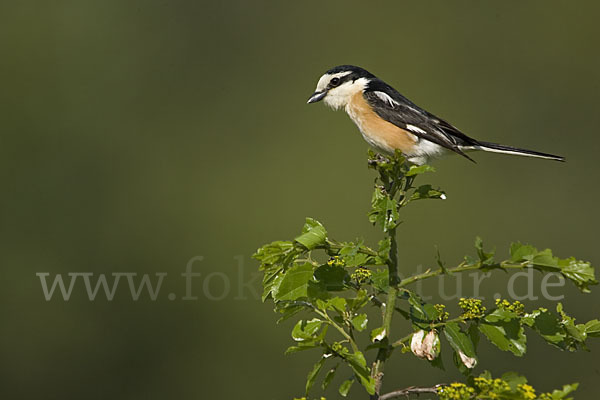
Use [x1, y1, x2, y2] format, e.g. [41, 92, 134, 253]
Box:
[440, 376, 547, 400]
[517, 384, 536, 400]
[331, 342, 344, 353]
[495, 298, 525, 315]
[293, 397, 325, 400]
[434, 303, 449, 322]
[327, 256, 345, 267]
[437, 383, 475, 400]
[473, 377, 510, 397]
[351, 266, 372, 284]
[458, 298, 486, 319]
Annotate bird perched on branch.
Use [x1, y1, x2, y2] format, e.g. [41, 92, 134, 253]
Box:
[307, 65, 564, 165]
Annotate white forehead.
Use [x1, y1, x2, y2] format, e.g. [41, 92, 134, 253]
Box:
[314, 71, 352, 92]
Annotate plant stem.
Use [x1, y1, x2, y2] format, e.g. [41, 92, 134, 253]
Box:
[314, 309, 359, 353]
[379, 385, 443, 400]
[398, 261, 531, 287]
[369, 160, 412, 400]
[369, 294, 410, 320]
[390, 332, 413, 348]
[371, 226, 400, 398]
[383, 228, 400, 336]
[322, 240, 379, 257]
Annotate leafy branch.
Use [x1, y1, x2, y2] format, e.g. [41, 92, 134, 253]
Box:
[254, 151, 597, 400]
[398, 238, 596, 293]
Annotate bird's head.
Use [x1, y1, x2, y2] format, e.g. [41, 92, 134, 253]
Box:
[307, 65, 374, 110]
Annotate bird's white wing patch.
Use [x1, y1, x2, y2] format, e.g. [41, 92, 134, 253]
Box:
[405, 124, 427, 134]
[373, 91, 400, 108]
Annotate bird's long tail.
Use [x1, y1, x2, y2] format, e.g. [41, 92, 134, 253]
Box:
[464, 141, 565, 162]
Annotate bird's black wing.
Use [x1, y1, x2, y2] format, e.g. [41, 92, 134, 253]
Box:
[363, 81, 480, 161]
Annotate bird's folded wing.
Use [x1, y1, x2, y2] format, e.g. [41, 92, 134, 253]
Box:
[364, 89, 479, 158]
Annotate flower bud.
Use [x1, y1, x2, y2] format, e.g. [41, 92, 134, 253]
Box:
[458, 350, 477, 368]
[410, 330, 440, 361]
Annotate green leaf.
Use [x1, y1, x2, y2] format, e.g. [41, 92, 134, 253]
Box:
[463, 254, 479, 267]
[510, 243, 597, 293]
[338, 241, 372, 267]
[501, 371, 528, 391]
[347, 289, 369, 312]
[555, 303, 588, 348]
[368, 188, 399, 232]
[275, 302, 304, 324]
[475, 237, 495, 265]
[314, 264, 349, 291]
[410, 184, 446, 201]
[532, 248, 559, 268]
[254, 240, 299, 273]
[406, 164, 435, 176]
[322, 364, 338, 390]
[351, 314, 368, 331]
[444, 322, 477, 368]
[305, 355, 327, 396]
[344, 351, 375, 395]
[376, 238, 391, 264]
[339, 378, 354, 397]
[408, 292, 439, 329]
[285, 341, 321, 355]
[295, 218, 327, 250]
[479, 309, 527, 356]
[327, 297, 347, 313]
[275, 263, 314, 301]
[370, 327, 386, 342]
[509, 242, 537, 262]
[559, 258, 597, 293]
[435, 246, 448, 274]
[292, 318, 323, 342]
[523, 308, 565, 347]
[262, 266, 284, 302]
[429, 348, 445, 371]
[584, 319, 600, 337]
[485, 308, 518, 323]
[548, 383, 579, 399]
[371, 269, 389, 292]
[468, 322, 480, 350]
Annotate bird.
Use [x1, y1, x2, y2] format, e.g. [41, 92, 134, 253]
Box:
[307, 65, 564, 165]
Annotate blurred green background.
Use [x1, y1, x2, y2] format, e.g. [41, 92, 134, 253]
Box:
[1, 1, 599, 398]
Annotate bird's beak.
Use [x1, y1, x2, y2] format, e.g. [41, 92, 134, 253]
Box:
[307, 90, 327, 104]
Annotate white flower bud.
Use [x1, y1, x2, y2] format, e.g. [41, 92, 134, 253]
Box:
[458, 350, 477, 368]
[410, 330, 426, 358]
[411, 330, 440, 361]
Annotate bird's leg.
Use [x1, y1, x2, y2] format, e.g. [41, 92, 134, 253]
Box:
[376, 153, 391, 164]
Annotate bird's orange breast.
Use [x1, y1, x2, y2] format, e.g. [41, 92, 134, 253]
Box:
[345, 92, 418, 155]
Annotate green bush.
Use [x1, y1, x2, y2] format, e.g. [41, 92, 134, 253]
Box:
[254, 151, 598, 400]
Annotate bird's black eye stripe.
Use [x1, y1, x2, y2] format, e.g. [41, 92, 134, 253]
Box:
[329, 77, 341, 87]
